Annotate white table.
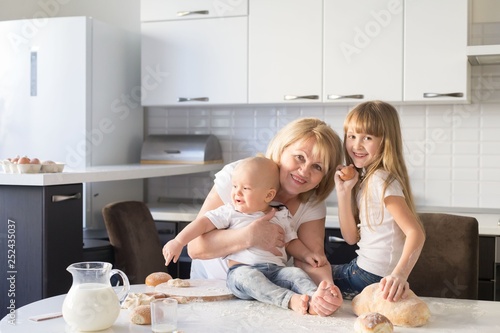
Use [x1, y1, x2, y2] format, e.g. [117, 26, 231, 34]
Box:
[2, 285, 500, 332]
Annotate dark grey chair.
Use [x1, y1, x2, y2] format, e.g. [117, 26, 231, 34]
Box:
[408, 213, 479, 299]
[102, 201, 167, 284]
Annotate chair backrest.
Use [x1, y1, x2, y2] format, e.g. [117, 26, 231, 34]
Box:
[102, 200, 167, 284]
[408, 213, 479, 299]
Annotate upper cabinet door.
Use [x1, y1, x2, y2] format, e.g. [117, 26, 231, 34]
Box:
[323, 1, 403, 103]
[248, 0, 323, 104]
[141, 17, 248, 106]
[141, 0, 248, 22]
[404, 0, 469, 103]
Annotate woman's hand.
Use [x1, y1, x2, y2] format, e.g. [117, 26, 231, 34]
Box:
[302, 252, 329, 268]
[379, 274, 410, 302]
[247, 208, 285, 255]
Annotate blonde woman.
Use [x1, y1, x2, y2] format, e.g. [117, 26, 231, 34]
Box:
[186, 118, 344, 316]
[334, 100, 426, 302]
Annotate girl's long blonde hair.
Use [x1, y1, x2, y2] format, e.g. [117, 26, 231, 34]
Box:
[344, 101, 420, 227]
[266, 118, 343, 203]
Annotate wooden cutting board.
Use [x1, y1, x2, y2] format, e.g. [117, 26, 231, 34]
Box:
[154, 279, 234, 302]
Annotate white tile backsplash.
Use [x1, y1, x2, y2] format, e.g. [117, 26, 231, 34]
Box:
[145, 64, 500, 211]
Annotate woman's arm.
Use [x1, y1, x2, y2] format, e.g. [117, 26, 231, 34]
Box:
[293, 218, 344, 315]
[187, 186, 285, 259]
[286, 238, 328, 268]
[381, 196, 426, 301]
[293, 218, 333, 285]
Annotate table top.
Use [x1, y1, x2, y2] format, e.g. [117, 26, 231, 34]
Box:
[0, 163, 223, 186]
[2, 284, 500, 332]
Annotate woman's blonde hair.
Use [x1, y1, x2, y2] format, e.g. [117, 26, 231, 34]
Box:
[344, 101, 420, 226]
[266, 118, 343, 203]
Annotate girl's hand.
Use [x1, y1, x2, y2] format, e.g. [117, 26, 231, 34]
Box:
[379, 274, 410, 302]
[334, 164, 358, 191]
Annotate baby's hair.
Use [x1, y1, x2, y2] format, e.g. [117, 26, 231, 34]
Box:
[236, 156, 280, 191]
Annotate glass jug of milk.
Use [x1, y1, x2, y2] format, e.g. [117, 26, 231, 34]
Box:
[62, 261, 130, 331]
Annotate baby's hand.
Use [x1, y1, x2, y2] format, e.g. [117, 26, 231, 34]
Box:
[162, 239, 183, 266]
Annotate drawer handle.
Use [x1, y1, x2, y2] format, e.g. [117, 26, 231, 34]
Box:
[327, 94, 364, 100]
[178, 97, 209, 102]
[328, 236, 346, 243]
[284, 95, 319, 101]
[423, 92, 464, 98]
[177, 10, 209, 17]
[52, 192, 82, 203]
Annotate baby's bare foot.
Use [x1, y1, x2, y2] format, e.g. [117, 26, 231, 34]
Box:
[289, 294, 309, 314]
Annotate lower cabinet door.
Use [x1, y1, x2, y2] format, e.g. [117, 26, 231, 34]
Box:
[324, 228, 358, 265]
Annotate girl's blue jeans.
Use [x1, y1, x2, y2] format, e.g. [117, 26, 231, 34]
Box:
[331, 258, 382, 300]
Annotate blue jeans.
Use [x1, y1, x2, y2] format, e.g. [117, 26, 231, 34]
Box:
[331, 258, 382, 300]
[227, 263, 317, 309]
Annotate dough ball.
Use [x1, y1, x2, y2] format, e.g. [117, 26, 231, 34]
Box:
[352, 283, 430, 327]
[354, 312, 394, 333]
[340, 165, 355, 180]
[145, 272, 172, 287]
[167, 278, 191, 287]
[129, 304, 151, 325]
[122, 292, 167, 309]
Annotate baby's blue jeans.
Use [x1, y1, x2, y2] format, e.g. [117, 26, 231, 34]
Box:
[227, 263, 317, 309]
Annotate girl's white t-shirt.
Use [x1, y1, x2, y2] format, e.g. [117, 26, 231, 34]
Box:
[190, 160, 327, 280]
[355, 169, 406, 277]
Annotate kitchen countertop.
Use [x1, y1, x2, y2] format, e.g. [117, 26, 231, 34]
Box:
[0, 163, 223, 186]
[149, 203, 500, 236]
[2, 284, 500, 332]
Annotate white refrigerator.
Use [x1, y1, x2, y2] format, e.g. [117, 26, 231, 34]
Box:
[0, 16, 144, 228]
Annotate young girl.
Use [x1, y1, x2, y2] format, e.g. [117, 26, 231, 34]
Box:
[334, 100, 426, 302]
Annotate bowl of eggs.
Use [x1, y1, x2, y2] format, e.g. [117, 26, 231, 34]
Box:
[1, 156, 65, 174]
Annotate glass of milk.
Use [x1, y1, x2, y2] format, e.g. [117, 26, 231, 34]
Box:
[151, 298, 178, 333]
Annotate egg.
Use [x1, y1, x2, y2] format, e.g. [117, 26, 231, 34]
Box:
[17, 156, 31, 164]
[30, 158, 41, 164]
[340, 165, 356, 181]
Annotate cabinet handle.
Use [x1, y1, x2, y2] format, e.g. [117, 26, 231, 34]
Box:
[423, 92, 464, 98]
[284, 95, 319, 101]
[178, 97, 209, 102]
[52, 192, 82, 203]
[328, 236, 346, 243]
[327, 94, 364, 100]
[177, 10, 209, 17]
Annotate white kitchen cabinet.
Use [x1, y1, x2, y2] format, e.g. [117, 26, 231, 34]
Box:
[248, 0, 323, 104]
[141, 0, 248, 22]
[404, 0, 469, 103]
[141, 0, 248, 106]
[323, 0, 403, 103]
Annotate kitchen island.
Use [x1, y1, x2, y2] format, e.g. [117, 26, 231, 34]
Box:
[0, 163, 223, 319]
[2, 284, 500, 332]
